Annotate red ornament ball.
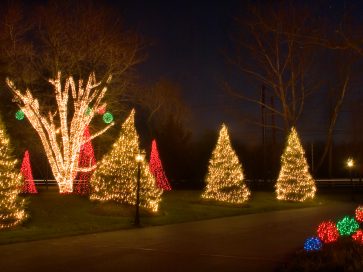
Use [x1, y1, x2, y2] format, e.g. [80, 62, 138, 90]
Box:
[352, 229, 363, 245]
[317, 221, 339, 243]
[355, 206, 363, 223]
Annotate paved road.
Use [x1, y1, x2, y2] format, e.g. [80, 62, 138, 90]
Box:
[0, 203, 356, 272]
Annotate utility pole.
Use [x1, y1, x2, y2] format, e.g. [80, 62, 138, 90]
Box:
[261, 85, 266, 182]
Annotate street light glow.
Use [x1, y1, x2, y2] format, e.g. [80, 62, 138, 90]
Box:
[347, 158, 354, 168]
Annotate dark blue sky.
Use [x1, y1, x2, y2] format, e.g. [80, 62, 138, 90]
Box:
[110, 0, 363, 144]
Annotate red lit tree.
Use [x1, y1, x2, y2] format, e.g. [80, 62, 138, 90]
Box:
[74, 126, 96, 195]
[149, 139, 171, 191]
[20, 150, 37, 194]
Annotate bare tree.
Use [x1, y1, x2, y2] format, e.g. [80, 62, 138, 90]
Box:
[7, 72, 113, 193]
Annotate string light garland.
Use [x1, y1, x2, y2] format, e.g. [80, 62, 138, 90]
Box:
[15, 110, 24, 120]
[20, 150, 37, 194]
[149, 139, 171, 191]
[0, 115, 27, 229]
[355, 206, 363, 223]
[317, 221, 339, 243]
[74, 127, 96, 195]
[90, 109, 162, 212]
[275, 127, 316, 202]
[304, 237, 322, 251]
[102, 112, 114, 124]
[352, 229, 363, 245]
[337, 216, 359, 236]
[7, 72, 114, 193]
[202, 124, 250, 204]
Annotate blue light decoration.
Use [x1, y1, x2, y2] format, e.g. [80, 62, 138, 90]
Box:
[102, 112, 113, 124]
[337, 216, 359, 236]
[15, 110, 25, 120]
[304, 236, 322, 252]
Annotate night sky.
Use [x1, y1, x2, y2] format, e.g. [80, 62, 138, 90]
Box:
[109, 0, 363, 144]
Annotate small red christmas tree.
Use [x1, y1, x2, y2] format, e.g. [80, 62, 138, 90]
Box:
[149, 139, 171, 191]
[75, 126, 96, 195]
[20, 150, 37, 194]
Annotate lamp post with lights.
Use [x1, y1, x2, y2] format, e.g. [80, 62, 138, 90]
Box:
[134, 151, 145, 226]
[346, 157, 355, 201]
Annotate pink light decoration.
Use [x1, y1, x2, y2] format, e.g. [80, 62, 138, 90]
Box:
[149, 139, 171, 191]
[317, 221, 339, 243]
[352, 229, 363, 245]
[74, 126, 96, 195]
[355, 206, 363, 223]
[20, 150, 37, 194]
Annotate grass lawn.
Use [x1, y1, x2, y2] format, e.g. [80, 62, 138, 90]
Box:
[0, 187, 360, 245]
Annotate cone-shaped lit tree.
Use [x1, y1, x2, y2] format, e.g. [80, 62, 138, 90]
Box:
[0, 116, 27, 229]
[74, 126, 96, 195]
[275, 127, 316, 201]
[20, 150, 37, 194]
[149, 140, 171, 191]
[202, 124, 250, 204]
[90, 109, 162, 212]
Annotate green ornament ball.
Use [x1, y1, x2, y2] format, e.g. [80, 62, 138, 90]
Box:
[15, 110, 25, 120]
[102, 112, 114, 124]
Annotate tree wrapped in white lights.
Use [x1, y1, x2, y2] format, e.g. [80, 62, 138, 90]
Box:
[7, 72, 114, 193]
[90, 109, 162, 212]
[275, 127, 316, 202]
[0, 115, 27, 229]
[202, 124, 250, 204]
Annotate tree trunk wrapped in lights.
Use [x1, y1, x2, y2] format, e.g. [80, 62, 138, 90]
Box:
[0, 116, 27, 229]
[202, 124, 250, 204]
[7, 72, 114, 193]
[275, 127, 316, 202]
[90, 109, 162, 212]
[20, 150, 37, 194]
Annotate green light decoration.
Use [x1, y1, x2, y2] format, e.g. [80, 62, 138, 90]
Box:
[102, 112, 113, 124]
[15, 110, 25, 120]
[85, 107, 92, 116]
[337, 216, 359, 236]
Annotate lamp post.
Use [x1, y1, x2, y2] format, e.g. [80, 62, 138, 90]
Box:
[346, 157, 354, 201]
[134, 151, 145, 226]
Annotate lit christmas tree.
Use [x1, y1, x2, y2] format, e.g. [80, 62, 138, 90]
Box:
[149, 139, 171, 191]
[202, 124, 250, 204]
[275, 127, 316, 202]
[90, 109, 162, 212]
[20, 150, 37, 194]
[0, 116, 27, 229]
[74, 126, 96, 195]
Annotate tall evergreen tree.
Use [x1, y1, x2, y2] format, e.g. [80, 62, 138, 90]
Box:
[275, 127, 316, 201]
[202, 124, 250, 204]
[0, 116, 27, 229]
[90, 109, 162, 212]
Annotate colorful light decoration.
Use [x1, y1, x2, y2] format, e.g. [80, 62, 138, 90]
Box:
[20, 150, 37, 194]
[355, 206, 363, 223]
[275, 127, 316, 202]
[352, 229, 363, 245]
[90, 109, 162, 212]
[337, 216, 359, 236]
[7, 72, 114, 193]
[96, 104, 107, 115]
[201, 124, 250, 204]
[0, 115, 27, 229]
[317, 221, 339, 243]
[149, 139, 171, 191]
[304, 237, 322, 252]
[74, 127, 96, 195]
[102, 112, 113, 124]
[85, 107, 92, 116]
[15, 110, 25, 120]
